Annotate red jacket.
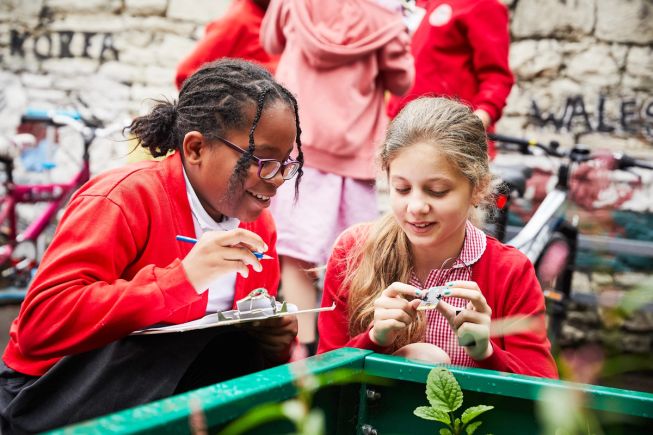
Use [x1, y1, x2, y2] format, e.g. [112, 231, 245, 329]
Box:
[388, 0, 514, 155]
[317, 224, 558, 379]
[3, 152, 280, 376]
[175, 0, 279, 89]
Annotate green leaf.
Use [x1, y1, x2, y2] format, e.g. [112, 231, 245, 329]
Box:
[300, 409, 325, 435]
[465, 421, 482, 435]
[439, 429, 453, 435]
[461, 405, 494, 423]
[413, 406, 451, 424]
[454, 417, 462, 433]
[426, 367, 464, 412]
[218, 403, 287, 435]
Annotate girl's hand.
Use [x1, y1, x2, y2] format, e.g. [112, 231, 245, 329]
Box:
[181, 229, 267, 291]
[239, 315, 298, 364]
[435, 281, 493, 360]
[369, 282, 423, 347]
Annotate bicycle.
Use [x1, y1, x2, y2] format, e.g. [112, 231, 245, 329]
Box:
[488, 132, 653, 347]
[0, 108, 127, 303]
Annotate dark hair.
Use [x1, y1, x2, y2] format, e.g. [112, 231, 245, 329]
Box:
[129, 58, 303, 194]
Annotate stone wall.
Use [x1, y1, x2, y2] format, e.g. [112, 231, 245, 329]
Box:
[1, 0, 651, 158]
[499, 0, 653, 155]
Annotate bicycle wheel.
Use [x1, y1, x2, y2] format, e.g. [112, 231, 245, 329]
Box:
[536, 234, 572, 290]
[535, 233, 573, 349]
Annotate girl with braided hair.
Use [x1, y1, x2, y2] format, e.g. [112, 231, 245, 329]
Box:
[0, 59, 304, 433]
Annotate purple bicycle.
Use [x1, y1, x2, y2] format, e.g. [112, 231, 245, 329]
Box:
[0, 109, 126, 302]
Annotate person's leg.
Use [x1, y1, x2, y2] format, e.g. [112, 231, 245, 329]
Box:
[280, 255, 318, 354]
[0, 328, 239, 433]
[174, 329, 265, 394]
[393, 343, 452, 364]
[269, 167, 342, 358]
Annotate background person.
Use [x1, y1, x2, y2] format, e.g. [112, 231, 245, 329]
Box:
[317, 97, 558, 379]
[175, 0, 278, 89]
[388, 0, 514, 158]
[260, 0, 414, 358]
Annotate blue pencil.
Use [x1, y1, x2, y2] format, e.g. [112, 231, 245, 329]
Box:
[175, 235, 274, 260]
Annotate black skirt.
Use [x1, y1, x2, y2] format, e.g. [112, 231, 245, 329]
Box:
[0, 327, 266, 434]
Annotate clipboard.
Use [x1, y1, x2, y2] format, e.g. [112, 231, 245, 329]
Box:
[131, 289, 336, 335]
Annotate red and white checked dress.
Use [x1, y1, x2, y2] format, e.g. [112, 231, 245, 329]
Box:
[408, 221, 487, 367]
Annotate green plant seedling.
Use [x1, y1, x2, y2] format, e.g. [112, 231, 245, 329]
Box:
[414, 367, 494, 435]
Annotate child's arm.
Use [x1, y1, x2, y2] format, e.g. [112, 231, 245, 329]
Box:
[16, 195, 204, 360]
[464, 1, 514, 125]
[476, 260, 559, 379]
[260, 0, 289, 56]
[377, 29, 415, 97]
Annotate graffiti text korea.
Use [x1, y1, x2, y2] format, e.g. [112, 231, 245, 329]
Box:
[9, 30, 119, 62]
[530, 95, 653, 140]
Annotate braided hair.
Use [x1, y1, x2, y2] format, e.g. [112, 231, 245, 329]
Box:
[129, 59, 304, 195]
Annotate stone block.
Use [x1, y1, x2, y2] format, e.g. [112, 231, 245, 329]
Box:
[564, 44, 620, 88]
[510, 39, 563, 80]
[130, 84, 178, 106]
[154, 34, 196, 67]
[20, 72, 52, 88]
[47, 0, 121, 14]
[41, 58, 98, 76]
[125, 0, 167, 16]
[98, 61, 141, 84]
[512, 0, 595, 39]
[596, 0, 653, 44]
[167, 0, 230, 23]
[145, 65, 174, 86]
[623, 46, 653, 91]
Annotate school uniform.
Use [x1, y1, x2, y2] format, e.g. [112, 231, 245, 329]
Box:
[387, 0, 514, 157]
[317, 221, 559, 379]
[0, 152, 282, 433]
[175, 0, 279, 89]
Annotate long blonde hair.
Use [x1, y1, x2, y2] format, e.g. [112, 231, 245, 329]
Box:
[343, 97, 492, 350]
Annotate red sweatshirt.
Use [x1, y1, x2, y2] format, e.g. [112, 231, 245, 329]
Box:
[388, 0, 514, 156]
[3, 152, 280, 376]
[317, 223, 558, 379]
[175, 0, 279, 89]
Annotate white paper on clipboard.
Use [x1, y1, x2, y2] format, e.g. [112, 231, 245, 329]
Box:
[131, 303, 336, 335]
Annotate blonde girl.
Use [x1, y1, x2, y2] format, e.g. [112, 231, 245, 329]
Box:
[317, 97, 557, 378]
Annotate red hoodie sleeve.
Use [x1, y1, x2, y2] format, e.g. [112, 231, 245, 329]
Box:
[476, 254, 559, 379]
[464, 1, 514, 123]
[16, 195, 203, 360]
[317, 227, 390, 354]
[175, 18, 242, 89]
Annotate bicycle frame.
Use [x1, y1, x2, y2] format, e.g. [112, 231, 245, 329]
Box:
[0, 109, 126, 275]
[506, 188, 568, 264]
[0, 160, 90, 264]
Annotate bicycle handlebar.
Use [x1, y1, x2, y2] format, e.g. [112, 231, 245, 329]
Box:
[489, 132, 653, 171]
[488, 133, 563, 157]
[21, 108, 128, 142]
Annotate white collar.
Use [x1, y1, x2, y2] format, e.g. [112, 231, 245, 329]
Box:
[183, 168, 239, 232]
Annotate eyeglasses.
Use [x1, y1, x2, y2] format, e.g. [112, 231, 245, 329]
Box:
[217, 136, 301, 181]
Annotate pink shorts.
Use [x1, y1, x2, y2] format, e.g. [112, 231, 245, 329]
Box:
[270, 167, 378, 265]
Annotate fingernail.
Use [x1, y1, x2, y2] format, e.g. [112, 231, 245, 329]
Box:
[443, 289, 452, 296]
[446, 282, 454, 287]
[415, 289, 422, 296]
[263, 243, 268, 252]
